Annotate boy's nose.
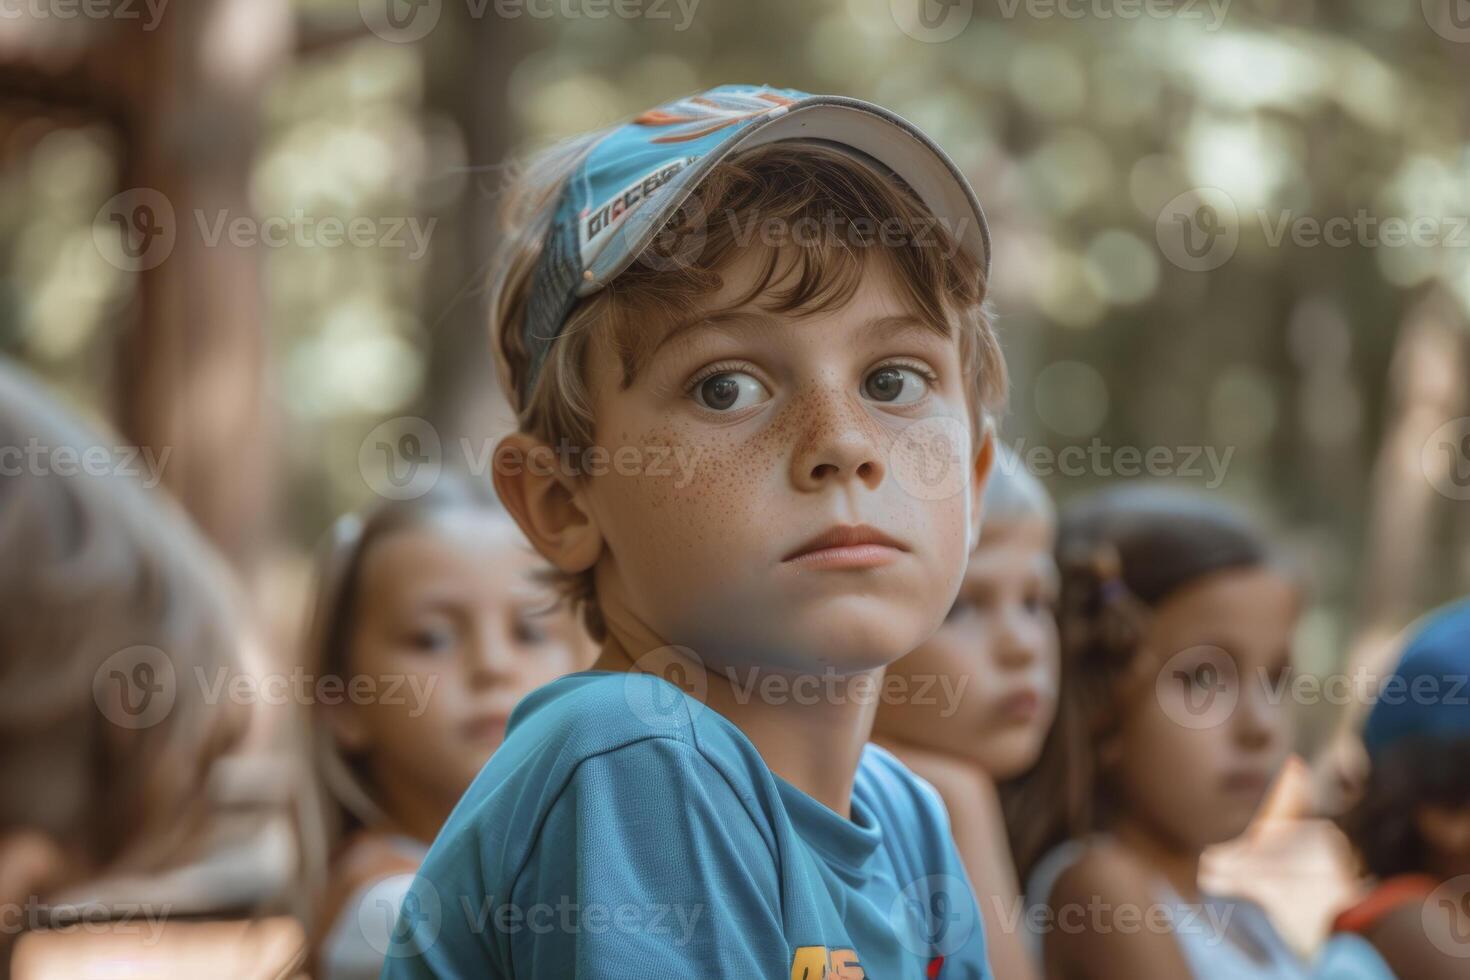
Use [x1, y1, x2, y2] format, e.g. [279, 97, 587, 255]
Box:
[788, 391, 886, 492]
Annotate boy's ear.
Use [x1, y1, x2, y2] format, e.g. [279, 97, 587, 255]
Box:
[967, 422, 996, 553]
[492, 432, 603, 574]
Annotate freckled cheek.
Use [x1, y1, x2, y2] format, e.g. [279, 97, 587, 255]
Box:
[594, 421, 784, 562]
[901, 493, 971, 593]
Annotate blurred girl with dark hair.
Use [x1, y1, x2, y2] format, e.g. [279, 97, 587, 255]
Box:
[1014, 485, 1309, 979]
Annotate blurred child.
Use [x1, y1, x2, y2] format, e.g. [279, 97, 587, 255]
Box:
[306, 478, 592, 978]
[1015, 485, 1309, 979]
[0, 360, 305, 978]
[1318, 599, 1470, 979]
[873, 443, 1059, 980]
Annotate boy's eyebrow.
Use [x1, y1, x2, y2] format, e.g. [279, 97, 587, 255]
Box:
[648, 310, 781, 362]
[648, 310, 952, 364]
[861, 313, 954, 344]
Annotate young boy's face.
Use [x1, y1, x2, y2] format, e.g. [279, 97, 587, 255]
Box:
[577, 245, 990, 680]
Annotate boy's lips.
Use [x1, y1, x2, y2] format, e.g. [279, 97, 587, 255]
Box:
[781, 524, 909, 570]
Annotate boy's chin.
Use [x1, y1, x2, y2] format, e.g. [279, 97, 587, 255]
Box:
[775, 603, 936, 674]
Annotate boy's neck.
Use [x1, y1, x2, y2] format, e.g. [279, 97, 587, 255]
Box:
[594, 637, 879, 819]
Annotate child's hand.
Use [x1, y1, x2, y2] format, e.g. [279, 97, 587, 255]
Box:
[880, 739, 997, 807]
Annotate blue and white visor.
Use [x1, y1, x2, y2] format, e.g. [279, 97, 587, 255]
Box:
[520, 84, 991, 402]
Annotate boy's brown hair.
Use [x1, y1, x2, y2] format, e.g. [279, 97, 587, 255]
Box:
[488, 137, 1008, 642]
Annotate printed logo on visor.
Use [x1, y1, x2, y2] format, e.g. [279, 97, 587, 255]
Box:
[633, 90, 796, 143]
[578, 157, 698, 267]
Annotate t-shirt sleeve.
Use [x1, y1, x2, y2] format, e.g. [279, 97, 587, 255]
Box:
[507, 735, 789, 978]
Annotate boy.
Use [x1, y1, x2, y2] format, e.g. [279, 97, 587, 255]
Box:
[381, 85, 1006, 978]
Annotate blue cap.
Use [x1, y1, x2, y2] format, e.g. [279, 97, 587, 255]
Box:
[1362, 598, 1470, 758]
[519, 84, 991, 404]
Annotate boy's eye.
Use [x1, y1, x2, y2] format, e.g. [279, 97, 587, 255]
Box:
[863, 365, 929, 405]
[694, 371, 768, 412]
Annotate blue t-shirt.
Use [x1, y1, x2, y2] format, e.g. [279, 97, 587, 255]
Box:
[379, 670, 992, 979]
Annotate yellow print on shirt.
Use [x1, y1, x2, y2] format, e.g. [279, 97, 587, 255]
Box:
[790, 945, 866, 979]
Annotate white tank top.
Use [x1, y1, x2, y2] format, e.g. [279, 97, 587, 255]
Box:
[1023, 838, 1312, 980]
